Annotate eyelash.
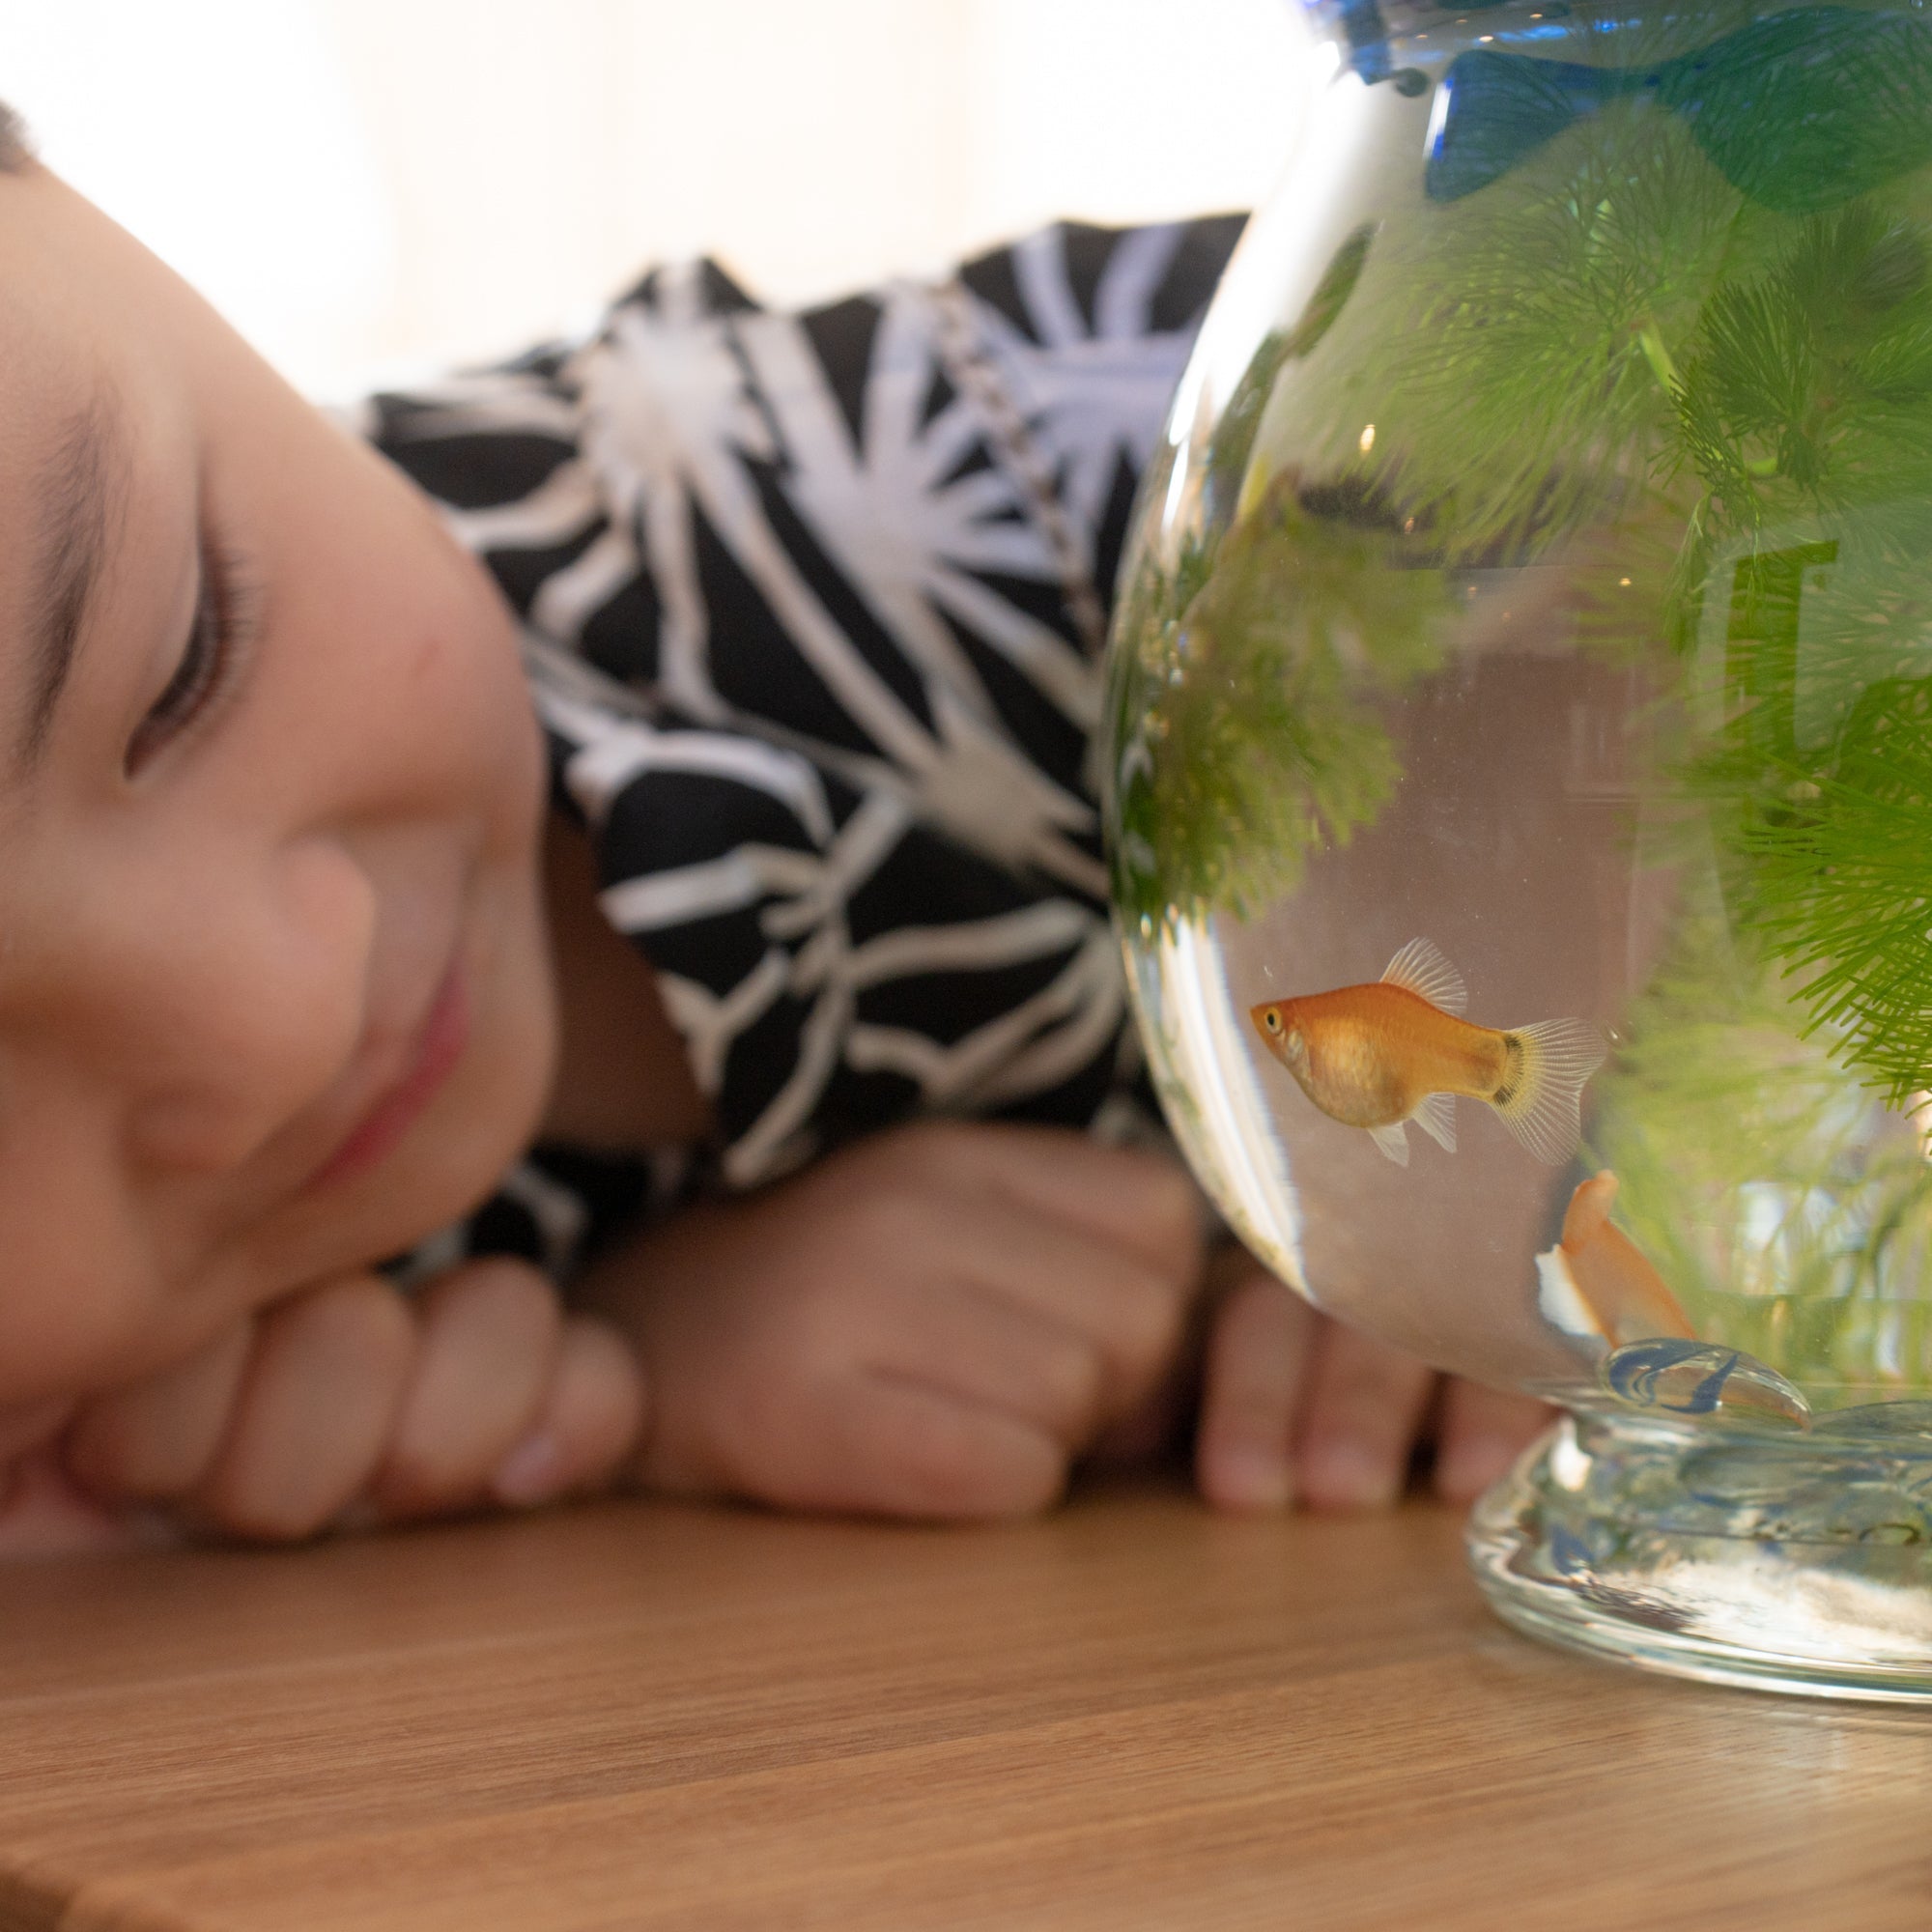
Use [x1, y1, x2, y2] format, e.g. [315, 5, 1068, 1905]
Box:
[125, 539, 259, 774]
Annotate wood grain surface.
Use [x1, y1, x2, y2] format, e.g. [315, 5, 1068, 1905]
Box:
[0, 1482, 1925, 1931]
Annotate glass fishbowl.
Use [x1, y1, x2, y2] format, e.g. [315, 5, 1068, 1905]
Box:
[1106, 0, 1932, 1696]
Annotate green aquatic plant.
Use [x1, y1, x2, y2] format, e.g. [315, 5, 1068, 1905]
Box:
[1634, 202, 1932, 1100]
[1671, 202, 1932, 529]
[1268, 97, 1768, 564]
[1645, 204, 1932, 1103]
[1307, 126, 1932, 1099]
[1200, 223, 1376, 526]
[1593, 912, 1932, 1390]
[1110, 223, 1445, 935]
[1594, 918, 1881, 1301]
[1115, 13, 1932, 1092]
[1693, 667, 1932, 1108]
[1111, 476, 1449, 933]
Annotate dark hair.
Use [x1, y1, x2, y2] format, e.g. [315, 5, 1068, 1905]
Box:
[0, 103, 33, 172]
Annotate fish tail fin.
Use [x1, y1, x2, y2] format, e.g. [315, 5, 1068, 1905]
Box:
[1493, 1018, 1606, 1166]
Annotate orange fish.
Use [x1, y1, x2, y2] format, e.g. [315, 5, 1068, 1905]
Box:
[1535, 1171, 1697, 1349]
[1248, 938, 1605, 1166]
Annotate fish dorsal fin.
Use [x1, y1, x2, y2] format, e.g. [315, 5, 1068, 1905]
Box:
[1380, 938, 1467, 1015]
[1368, 1121, 1411, 1167]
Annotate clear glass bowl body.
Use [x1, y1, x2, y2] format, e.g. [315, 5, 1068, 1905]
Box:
[1104, 0, 1932, 1694]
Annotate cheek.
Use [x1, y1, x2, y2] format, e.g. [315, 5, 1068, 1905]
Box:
[378, 544, 545, 850]
[263, 434, 544, 849]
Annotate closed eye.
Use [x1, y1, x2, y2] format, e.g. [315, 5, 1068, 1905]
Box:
[126, 537, 257, 773]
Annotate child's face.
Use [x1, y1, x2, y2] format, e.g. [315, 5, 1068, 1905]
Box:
[0, 168, 557, 1407]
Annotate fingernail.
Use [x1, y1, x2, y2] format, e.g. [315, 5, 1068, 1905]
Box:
[492, 1433, 564, 1507]
[1206, 1444, 1293, 1513]
[1301, 1442, 1400, 1510]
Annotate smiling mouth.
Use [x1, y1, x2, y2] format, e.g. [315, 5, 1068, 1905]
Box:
[309, 961, 470, 1192]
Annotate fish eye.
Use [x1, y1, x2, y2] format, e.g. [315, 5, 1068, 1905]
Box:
[1264, 1009, 1281, 1032]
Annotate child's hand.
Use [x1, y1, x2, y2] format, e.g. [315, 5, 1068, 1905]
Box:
[0, 1404, 156, 1558]
[1192, 1246, 1553, 1513]
[582, 1122, 1205, 1519]
[59, 1261, 644, 1544]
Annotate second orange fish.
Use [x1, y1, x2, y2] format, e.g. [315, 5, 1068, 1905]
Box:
[1249, 938, 1605, 1167]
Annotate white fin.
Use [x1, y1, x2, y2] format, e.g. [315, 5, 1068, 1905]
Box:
[1369, 1121, 1411, 1167]
[1380, 938, 1467, 1016]
[1536, 1246, 1606, 1355]
[1412, 1090, 1457, 1154]
[1493, 1017, 1607, 1165]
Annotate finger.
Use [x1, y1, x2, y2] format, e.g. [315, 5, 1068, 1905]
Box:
[773, 1372, 1065, 1520]
[370, 1260, 560, 1519]
[194, 1276, 414, 1541]
[64, 1325, 252, 1502]
[1195, 1266, 1317, 1514]
[1293, 1319, 1436, 1511]
[491, 1317, 646, 1508]
[863, 1284, 1109, 1449]
[0, 1450, 174, 1559]
[933, 1201, 1191, 1416]
[1432, 1378, 1554, 1503]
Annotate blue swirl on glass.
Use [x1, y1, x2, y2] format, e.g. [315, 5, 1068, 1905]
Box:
[1426, 6, 1932, 213]
[1604, 1339, 1744, 1414]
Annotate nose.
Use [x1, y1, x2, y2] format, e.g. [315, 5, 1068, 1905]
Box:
[88, 835, 376, 1175]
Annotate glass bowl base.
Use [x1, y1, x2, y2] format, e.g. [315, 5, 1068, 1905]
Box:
[1465, 1413, 1932, 1701]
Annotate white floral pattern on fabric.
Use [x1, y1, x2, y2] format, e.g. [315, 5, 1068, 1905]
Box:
[363, 216, 1243, 1274]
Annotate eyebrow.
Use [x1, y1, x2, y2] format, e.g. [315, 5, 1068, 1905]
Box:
[16, 387, 129, 774]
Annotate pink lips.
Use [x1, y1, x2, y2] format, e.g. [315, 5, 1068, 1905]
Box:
[310, 962, 470, 1191]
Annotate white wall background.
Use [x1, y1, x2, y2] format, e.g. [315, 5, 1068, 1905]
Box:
[0, 0, 1311, 397]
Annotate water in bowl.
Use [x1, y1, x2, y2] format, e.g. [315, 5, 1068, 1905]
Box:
[1104, 0, 1932, 1690]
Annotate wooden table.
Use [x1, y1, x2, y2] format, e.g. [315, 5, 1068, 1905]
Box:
[0, 1483, 1925, 1931]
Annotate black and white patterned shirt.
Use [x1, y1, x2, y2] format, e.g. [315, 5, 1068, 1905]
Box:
[361, 215, 1244, 1283]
